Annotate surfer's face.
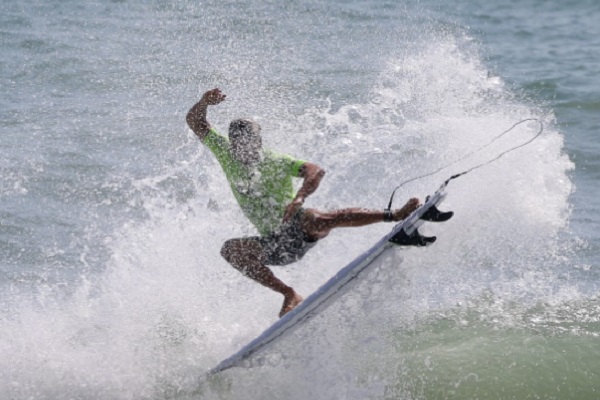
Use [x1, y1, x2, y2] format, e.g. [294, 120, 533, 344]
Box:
[231, 133, 262, 165]
[229, 119, 262, 166]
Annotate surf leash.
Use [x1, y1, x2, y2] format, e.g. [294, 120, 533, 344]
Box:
[385, 118, 545, 211]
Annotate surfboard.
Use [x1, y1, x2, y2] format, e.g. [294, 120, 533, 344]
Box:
[208, 184, 453, 376]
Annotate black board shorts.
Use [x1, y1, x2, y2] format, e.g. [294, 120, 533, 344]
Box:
[252, 209, 318, 266]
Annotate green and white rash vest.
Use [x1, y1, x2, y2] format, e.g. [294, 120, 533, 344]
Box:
[203, 128, 305, 235]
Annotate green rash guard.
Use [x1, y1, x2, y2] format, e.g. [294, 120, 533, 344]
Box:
[203, 128, 305, 236]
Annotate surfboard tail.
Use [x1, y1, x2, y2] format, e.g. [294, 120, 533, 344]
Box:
[389, 190, 453, 247]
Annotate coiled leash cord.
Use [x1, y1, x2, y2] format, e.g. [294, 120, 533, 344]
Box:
[385, 118, 545, 212]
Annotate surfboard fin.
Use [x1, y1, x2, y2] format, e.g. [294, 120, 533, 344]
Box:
[389, 228, 436, 247]
[419, 205, 454, 222]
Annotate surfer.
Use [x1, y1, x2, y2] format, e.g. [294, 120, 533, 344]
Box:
[186, 88, 420, 317]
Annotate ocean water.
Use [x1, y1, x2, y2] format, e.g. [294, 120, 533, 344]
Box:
[1, 0, 599, 399]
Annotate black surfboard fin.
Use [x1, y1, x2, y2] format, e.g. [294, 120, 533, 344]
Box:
[420, 205, 454, 222]
[389, 228, 437, 247]
[420, 195, 453, 222]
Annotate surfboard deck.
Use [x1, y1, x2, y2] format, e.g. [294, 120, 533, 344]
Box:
[208, 185, 453, 376]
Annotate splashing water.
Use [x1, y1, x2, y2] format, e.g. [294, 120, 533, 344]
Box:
[2, 1, 593, 399]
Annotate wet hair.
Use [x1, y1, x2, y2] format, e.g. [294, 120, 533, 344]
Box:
[228, 119, 261, 139]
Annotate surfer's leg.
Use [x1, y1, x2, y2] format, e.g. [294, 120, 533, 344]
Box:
[301, 198, 420, 239]
[220, 238, 303, 317]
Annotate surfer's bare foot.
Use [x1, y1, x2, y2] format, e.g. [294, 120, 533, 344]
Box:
[393, 198, 420, 221]
[279, 291, 303, 318]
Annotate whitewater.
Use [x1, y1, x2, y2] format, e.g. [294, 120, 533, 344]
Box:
[1, 0, 599, 399]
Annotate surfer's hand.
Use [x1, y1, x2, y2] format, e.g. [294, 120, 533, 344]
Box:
[283, 197, 304, 223]
[201, 88, 226, 105]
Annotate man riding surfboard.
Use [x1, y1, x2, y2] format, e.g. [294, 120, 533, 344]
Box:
[186, 88, 420, 317]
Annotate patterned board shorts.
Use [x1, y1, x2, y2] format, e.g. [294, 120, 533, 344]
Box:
[251, 209, 318, 266]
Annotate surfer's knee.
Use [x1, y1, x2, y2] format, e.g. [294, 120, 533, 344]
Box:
[220, 238, 263, 265]
[220, 239, 239, 263]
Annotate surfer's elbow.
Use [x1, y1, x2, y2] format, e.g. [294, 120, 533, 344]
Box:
[186, 116, 209, 141]
[314, 165, 325, 178]
[312, 165, 326, 185]
[319, 167, 326, 179]
[302, 162, 325, 179]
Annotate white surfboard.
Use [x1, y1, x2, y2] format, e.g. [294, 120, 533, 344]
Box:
[208, 184, 453, 376]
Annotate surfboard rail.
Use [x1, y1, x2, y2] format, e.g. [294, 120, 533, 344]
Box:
[208, 185, 452, 376]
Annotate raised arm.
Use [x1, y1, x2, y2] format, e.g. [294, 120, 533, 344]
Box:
[283, 162, 326, 222]
[186, 88, 226, 141]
